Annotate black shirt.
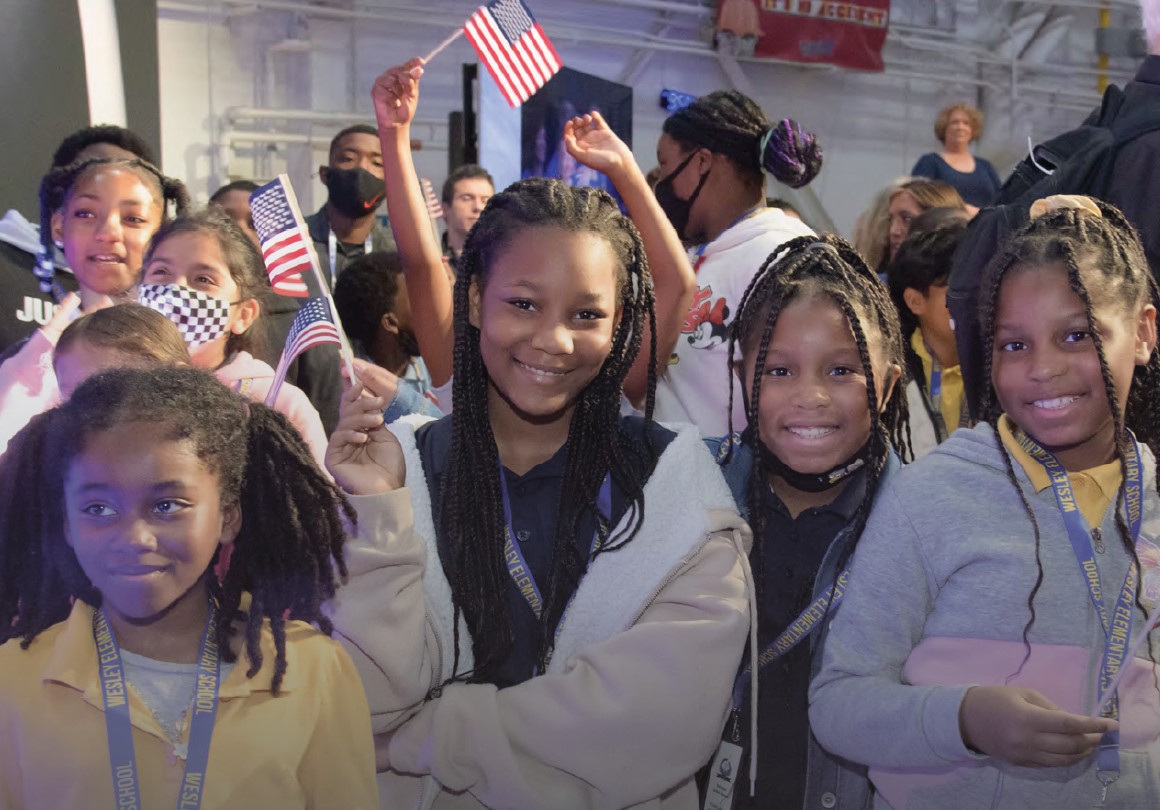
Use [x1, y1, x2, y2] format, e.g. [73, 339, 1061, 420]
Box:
[303, 205, 396, 290]
[0, 240, 77, 354]
[415, 414, 674, 687]
[736, 471, 866, 810]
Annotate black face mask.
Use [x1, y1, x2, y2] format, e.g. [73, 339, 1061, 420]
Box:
[653, 152, 710, 242]
[324, 166, 386, 219]
[760, 438, 870, 494]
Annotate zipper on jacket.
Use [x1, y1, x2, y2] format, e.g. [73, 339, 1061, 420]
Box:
[627, 534, 715, 628]
[1092, 527, 1106, 555]
[424, 610, 445, 700]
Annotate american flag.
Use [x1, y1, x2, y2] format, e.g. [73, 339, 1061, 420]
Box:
[421, 178, 444, 220]
[464, 0, 561, 108]
[250, 177, 314, 298]
[267, 297, 342, 405]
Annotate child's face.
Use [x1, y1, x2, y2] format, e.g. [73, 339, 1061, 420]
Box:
[141, 231, 259, 366]
[992, 262, 1156, 468]
[63, 421, 240, 628]
[55, 343, 144, 400]
[470, 225, 619, 424]
[51, 166, 163, 296]
[741, 294, 898, 474]
[905, 281, 957, 356]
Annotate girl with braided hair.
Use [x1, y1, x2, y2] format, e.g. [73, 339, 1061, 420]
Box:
[0, 156, 188, 453]
[704, 234, 907, 810]
[325, 61, 752, 810]
[811, 196, 1160, 809]
[651, 89, 821, 437]
[0, 366, 378, 808]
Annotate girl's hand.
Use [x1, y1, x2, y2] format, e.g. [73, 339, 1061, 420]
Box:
[959, 686, 1117, 767]
[371, 58, 424, 131]
[40, 292, 81, 345]
[326, 378, 406, 495]
[563, 112, 635, 181]
[351, 358, 399, 404]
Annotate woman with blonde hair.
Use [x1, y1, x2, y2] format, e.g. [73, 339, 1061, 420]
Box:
[911, 103, 1001, 209]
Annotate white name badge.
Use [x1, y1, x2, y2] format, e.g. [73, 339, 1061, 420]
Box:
[702, 740, 743, 810]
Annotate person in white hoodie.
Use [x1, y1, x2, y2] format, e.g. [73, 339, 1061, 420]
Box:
[137, 208, 329, 466]
[323, 60, 753, 810]
[651, 91, 821, 436]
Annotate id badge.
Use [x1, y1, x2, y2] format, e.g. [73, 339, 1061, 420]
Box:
[702, 740, 743, 810]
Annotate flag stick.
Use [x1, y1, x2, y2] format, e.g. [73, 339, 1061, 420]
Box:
[423, 29, 464, 63]
[1096, 600, 1160, 714]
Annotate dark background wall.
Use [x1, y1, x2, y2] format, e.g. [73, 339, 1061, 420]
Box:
[0, 0, 159, 217]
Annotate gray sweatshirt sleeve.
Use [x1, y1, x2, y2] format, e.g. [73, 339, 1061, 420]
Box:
[808, 481, 977, 768]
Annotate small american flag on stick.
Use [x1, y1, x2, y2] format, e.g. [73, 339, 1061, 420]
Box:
[250, 176, 316, 298]
[464, 0, 561, 108]
[267, 297, 343, 406]
[421, 178, 444, 220]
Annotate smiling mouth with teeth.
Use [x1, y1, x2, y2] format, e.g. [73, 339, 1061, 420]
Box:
[786, 426, 838, 439]
[516, 359, 566, 378]
[1032, 395, 1080, 410]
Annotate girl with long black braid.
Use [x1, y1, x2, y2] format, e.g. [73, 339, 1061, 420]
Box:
[327, 63, 752, 810]
[0, 366, 377, 808]
[0, 156, 189, 454]
[705, 233, 907, 809]
[811, 196, 1160, 809]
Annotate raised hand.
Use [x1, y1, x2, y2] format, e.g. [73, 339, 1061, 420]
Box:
[326, 377, 406, 496]
[563, 111, 635, 181]
[959, 685, 1117, 768]
[371, 58, 425, 131]
[41, 292, 81, 345]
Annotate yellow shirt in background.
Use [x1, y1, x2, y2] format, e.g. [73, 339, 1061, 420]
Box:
[0, 601, 379, 809]
[998, 415, 1124, 528]
[911, 329, 965, 435]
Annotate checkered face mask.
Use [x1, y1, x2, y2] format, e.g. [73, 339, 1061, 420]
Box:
[138, 283, 233, 347]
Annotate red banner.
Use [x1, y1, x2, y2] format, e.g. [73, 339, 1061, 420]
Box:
[716, 0, 890, 72]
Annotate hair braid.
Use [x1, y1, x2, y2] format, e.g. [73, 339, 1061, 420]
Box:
[439, 178, 658, 682]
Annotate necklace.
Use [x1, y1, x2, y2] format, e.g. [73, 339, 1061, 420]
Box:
[126, 679, 194, 763]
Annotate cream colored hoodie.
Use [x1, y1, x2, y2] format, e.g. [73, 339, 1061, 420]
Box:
[329, 417, 754, 810]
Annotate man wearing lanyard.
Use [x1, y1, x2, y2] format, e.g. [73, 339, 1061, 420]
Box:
[304, 124, 397, 290]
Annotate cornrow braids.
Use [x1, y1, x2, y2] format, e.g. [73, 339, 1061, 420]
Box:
[724, 233, 911, 596]
[976, 199, 1160, 671]
[0, 367, 351, 696]
[36, 157, 190, 299]
[441, 177, 658, 683]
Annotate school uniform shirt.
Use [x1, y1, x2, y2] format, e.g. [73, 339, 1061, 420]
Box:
[905, 328, 966, 458]
[0, 211, 77, 353]
[654, 207, 813, 437]
[0, 600, 378, 809]
[303, 206, 396, 291]
[736, 471, 867, 810]
[326, 415, 754, 810]
[215, 351, 330, 469]
[809, 421, 1160, 810]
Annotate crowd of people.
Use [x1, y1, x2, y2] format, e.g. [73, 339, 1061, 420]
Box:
[3, 3, 1160, 808]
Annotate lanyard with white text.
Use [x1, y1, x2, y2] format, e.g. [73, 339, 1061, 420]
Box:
[729, 568, 850, 725]
[1015, 430, 1144, 791]
[327, 230, 374, 288]
[497, 463, 611, 622]
[95, 603, 222, 810]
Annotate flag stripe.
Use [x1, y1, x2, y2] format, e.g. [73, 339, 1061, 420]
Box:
[468, 14, 526, 104]
[518, 31, 552, 82]
[480, 8, 533, 100]
[529, 25, 561, 70]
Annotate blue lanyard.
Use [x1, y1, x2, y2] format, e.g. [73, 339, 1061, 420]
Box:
[1014, 430, 1144, 787]
[497, 462, 612, 625]
[95, 603, 222, 810]
[730, 567, 850, 713]
[691, 206, 763, 270]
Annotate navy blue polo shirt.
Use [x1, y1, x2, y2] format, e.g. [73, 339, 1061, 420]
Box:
[415, 414, 675, 688]
[736, 470, 866, 810]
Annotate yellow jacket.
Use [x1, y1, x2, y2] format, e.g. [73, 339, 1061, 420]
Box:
[0, 601, 378, 809]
